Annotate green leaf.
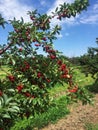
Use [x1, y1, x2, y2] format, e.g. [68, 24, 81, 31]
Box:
[6, 98, 13, 105]
[8, 108, 18, 113]
[8, 89, 15, 92]
[33, 99, 37, 105]
[3, 114, 11, 119]
[55, 7, 58, 12]
[11, 106, 20, 111]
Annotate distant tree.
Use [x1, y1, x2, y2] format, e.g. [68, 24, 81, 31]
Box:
[69, 56, 80, 65]
[79, 38, 98, 82]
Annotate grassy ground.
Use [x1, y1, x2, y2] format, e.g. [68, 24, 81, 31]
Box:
[72, 66, 94, 86]
[48, 82, 68, 98]
[85, 123, 98, 130]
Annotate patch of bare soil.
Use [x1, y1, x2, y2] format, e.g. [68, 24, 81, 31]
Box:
[41, 94, 98, 130]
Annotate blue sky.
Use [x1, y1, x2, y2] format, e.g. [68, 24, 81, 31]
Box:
[0, 0, 98, 57]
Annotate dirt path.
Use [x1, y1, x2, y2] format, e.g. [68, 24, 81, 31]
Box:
[41, 94, 98, 130]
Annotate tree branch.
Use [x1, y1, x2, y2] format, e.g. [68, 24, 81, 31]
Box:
[0, 42, 12, 55]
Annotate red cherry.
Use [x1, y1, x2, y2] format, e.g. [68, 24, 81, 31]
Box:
[31, 95, 35, 99]
[16, 85, 23, 92]
[37, 72, 42, 78]
[44, 46, 50, 52]
[69, 86, 78, 93]
[25, 64, 30, 70]
[45, 46, 50, 49]
[33, 39, 37, 42]
[8, 75, 15, 82]
[0, 128, 3, 130]
[57, 60, 62, 65]
[30, 15, 35, 20]
[63, 69, 68, 75]
[47, 49, 56, 53]
[50, 55, 56, 59]
[23, 92, 31, 97]
[60, 64, 66, 71]
[46, 79, 51, 83]
[0, 90, 3, 96]
[35, 44, 41, 47]
[42, 37, 47, 41]
[69, 89, 77, 93]
[19, 48, 23, 52]
[61, 74, 67, 78]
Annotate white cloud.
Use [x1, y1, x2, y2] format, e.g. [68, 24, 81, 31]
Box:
[0, 0, 34, 22]
[71, 1, 98, 25]
[93, 3, 98, 10]
[80, 14, 98, 24]
[40, 0, 46, 6]
[79, 2, 98, 25]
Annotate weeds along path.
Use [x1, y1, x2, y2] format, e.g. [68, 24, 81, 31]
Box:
[41, 94, 98, 130]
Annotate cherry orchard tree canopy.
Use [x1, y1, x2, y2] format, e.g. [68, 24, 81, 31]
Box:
[0, 0, 89, 90]
[0, 0, 89, 108]
[0, 1, 92, 129]
[0, 0, 89, 55]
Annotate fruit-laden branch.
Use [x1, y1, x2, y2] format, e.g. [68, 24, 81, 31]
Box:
[0, 42, 12, 55]
[0, 0, 89, 55]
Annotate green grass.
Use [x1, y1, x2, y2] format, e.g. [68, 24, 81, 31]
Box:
[72, 67, 95, 86]
[85, 123, 98, 130]
[48, 82, 68, 97]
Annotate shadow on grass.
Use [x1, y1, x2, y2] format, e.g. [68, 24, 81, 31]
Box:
[85, 79, 98, 93]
